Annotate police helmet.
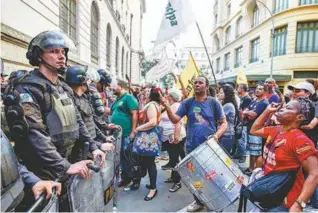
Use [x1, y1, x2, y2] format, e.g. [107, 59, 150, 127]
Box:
[87, 67, 101, 83]
[26, 31, 75, 67]
[65, 65, 89, 85]
[97, 69, 112, 86]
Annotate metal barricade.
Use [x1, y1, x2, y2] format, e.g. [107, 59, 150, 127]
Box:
[68, 127, 122, 212]
[174, 137, 248, 212]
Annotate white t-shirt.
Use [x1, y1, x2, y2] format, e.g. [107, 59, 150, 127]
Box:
[159, 102, 186, 142]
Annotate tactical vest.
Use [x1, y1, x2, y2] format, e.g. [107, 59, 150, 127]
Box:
[88, 90, 105, 117]
[17, 72, 79, 158]
[1, 129, 24, 212]
[74, 94, 96, 139]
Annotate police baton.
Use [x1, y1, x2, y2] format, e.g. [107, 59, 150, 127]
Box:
[83, 142, 101, 173]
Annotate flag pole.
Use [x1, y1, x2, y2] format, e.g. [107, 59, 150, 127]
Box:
[195, 21, 218, 88]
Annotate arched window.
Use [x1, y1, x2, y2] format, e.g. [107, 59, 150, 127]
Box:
[214, 35, 220, 51]
[225, 26, 231, 45]
[236, 16, 243, 38]
[252, 5, 259, 28]
[115, 37, 119, 76]
[121, 47, 125, 78]
[59, 0, 76, 41]
[106, 24, 112, 68]
[91, 1, 99, 64]
[126, 52, 129, 77]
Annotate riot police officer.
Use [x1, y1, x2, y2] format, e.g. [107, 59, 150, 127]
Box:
[65, 65, 115, 152]
[90, 68, 113, 132]
[3, 31, 105, 182]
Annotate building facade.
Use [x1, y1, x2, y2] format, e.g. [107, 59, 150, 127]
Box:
[1, 0, 145, 84]
[211, 0, 318, 88]
[171, 47, 213, 76]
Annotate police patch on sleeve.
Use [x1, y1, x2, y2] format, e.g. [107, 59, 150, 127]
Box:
[20, 93, 34, 103]
[22, 103, 36, 116]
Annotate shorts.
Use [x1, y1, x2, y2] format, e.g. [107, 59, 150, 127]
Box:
[247, 134, 262, 156]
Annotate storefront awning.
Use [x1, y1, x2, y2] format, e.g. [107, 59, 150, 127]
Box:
[209, 74, 292, 85]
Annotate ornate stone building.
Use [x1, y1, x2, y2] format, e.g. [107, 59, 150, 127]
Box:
[1, 0, 146, 84]
[211, 0, 318, 88]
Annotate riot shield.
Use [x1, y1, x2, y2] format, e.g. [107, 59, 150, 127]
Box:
[68, 127, 122, 212]
[26, 187, 59, 213]
[112, 127, 122, 211]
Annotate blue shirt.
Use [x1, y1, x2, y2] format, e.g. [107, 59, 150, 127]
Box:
[268, 93, 280, 104]
[246, 98, 269, 131]
[176, 97, 225, 152]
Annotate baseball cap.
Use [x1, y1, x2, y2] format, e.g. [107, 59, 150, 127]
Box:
[288, 82, 315, 95]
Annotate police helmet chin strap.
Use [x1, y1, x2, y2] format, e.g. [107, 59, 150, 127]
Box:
[39, 57, 67, 75]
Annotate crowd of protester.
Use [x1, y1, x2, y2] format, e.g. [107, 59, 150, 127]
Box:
[101, 75, 318, 212]
[1, 30, 317, 213]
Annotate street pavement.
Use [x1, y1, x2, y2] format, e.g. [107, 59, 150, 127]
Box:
[105, 156, 250, 212]
[105, 158, 194, 212]
[104, 156, 318, 212]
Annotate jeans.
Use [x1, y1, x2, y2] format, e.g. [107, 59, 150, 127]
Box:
[236, 126, 248, 157]
[170, 139, 185, 183]
[264, 205, 288, 212]
[140, 156, 157, 189]
[219, 135, 235, 154]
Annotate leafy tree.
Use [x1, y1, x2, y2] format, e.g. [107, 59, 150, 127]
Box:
[140, 59, 159, 77]
[160, 73, 175, 89]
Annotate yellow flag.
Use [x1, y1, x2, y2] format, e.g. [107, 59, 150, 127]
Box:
[177, 54, 200, 97]
[236, 66, 248, 86]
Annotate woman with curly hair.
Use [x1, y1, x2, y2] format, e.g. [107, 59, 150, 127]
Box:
[218, 84, 239, 153]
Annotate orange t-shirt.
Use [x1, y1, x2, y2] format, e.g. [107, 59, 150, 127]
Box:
[263, 126, 318, 208]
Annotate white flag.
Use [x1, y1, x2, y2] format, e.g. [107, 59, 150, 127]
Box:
[146, 51, 172, 82]
[154, 0, 195, 47]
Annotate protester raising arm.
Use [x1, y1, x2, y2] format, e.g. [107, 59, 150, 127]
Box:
[250, 103, 280, 136]
[161, 97, 182, 124]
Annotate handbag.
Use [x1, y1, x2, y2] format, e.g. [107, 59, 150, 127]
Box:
[238, 131, 298, 211]
[133, 126, 163, 156]
[238, 170, 298, 211]
[133, 102, 163, 156]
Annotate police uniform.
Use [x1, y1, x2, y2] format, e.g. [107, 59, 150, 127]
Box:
[1, 129, 41, 212]
[13, 69, 98, 181]
[73, 92, 107, 143]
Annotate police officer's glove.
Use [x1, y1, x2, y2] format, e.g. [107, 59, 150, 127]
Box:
[101, 143, 115, 152]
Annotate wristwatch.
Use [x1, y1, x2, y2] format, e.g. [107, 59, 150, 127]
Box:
[295, 200, 306, 209]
